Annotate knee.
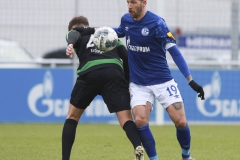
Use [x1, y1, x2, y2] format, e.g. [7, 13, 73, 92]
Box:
[134, 116, 148, 127]
[175, 118, 187, 128]
[66, 115, 79, 122]
[67, 113, 81, 122]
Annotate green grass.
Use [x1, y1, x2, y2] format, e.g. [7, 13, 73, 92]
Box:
[0, 124, 239, 160]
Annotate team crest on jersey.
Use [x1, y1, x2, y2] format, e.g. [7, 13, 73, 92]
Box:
[141, 27, 149, 36]
[167, 32, 175, 40]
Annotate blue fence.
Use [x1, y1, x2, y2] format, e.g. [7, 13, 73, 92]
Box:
[169, 70, 240, 123]
[0, 69, 73, 122]
[0, 69, 239, 124]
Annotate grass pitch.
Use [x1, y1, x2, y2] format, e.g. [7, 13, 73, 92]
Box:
[0, 123, 239, 160]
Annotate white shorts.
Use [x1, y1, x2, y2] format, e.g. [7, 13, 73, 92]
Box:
[129, 79, 183, 109]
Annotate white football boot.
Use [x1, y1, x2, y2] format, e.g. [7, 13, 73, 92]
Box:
[134, 146, 144, 160]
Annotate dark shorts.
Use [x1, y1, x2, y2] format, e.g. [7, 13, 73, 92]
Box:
[70, 67, 131, 113]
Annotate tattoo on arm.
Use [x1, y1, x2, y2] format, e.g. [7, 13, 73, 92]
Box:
[172, 102, 183, 110]
[186, 75, 193, 83]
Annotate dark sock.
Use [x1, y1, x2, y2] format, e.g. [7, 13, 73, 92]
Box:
[62, 119, 78, 160]
[176, 123, 191, 158]
[123, 120, 142, 149]
[137, 124, 157, 158]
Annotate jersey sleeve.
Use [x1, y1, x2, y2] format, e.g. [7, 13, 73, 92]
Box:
[155, 18, 176, 47]
[168, 45, 191, 78]
[113, 17, 126, 38]
[66, 30, 81, 47]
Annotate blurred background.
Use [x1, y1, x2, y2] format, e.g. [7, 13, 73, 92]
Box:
[0, 0, 239, 124]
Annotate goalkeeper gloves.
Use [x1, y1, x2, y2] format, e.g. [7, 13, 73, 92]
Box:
[189, 80, 205, 100]
[73, 27, 95, 36]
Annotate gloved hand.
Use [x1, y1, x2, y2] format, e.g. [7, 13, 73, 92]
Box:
[73, 27, 95, 36]
[189, 80, 205, 100]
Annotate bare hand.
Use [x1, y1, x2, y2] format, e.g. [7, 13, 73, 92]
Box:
[66, 44, 74, 58]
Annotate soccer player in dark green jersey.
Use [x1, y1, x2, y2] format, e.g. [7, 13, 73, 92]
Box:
[62, 15, 144, 160]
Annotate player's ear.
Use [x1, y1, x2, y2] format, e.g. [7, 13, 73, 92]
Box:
[142, 0, 147, 6]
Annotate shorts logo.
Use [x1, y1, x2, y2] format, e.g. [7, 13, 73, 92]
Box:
[174, 95, 180, 99]
[141, 27, 149, 36]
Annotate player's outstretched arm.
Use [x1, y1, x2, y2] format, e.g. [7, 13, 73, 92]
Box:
[116, 40, 129, 84]
[168, 44, 205, 100]
[73, 27, 96, 36]
[65, 30, 80, 58]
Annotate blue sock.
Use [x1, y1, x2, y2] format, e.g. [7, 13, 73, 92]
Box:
[137, 124, 158, 159]
[176, 123, 191, 158]
[149, 155, 159, 160]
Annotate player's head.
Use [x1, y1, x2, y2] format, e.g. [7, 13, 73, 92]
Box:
[68, 15, 89, 31]
[127, 0, 147, 21]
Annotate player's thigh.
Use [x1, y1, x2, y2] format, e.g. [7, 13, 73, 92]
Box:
[132, 102, 152, 126]
[101, 68, 131, 113]
[166, 102, 187, 126]
[70, 74, 98, 109]
[129, 82, 154, 108]
[153, 79, 183, 109]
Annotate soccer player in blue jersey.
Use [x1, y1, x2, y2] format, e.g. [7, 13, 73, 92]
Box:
[112, 0, 205, 160]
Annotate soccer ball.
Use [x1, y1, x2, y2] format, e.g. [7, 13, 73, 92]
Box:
[93, 26, 118, 52]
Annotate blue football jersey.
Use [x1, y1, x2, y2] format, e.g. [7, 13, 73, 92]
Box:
[114, 11, 176, 86]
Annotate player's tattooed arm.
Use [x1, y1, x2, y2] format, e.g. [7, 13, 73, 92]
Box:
[186, 75, 193, 83]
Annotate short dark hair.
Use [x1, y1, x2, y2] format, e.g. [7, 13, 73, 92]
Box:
[68, 15, 89, 31]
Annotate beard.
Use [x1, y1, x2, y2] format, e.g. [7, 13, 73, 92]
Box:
[129, 4, 143, 19]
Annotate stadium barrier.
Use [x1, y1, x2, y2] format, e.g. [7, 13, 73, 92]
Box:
[0, 68, 239, 124]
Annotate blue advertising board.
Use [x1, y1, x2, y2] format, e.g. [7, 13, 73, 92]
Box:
[167, 70, 240, 123]
[0, 69, 73, 122]
[0, 69, 239, 124]
[178, 35, 240, 49]
[0, 69, 120, 123]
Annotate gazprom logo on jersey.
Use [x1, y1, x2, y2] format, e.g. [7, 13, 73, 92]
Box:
[126, 36, 150, 52]
[197, 71, 240, 118]
[27, 71, 69, 117]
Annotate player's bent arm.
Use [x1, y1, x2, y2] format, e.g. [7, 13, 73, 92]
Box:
[112, 26, 125, 38]
[166, 43, 192, 82]
[66, 30, 81, 46]
[116, 40, 129, 84]
[167, 43, 205, 99]
[73, 27, 96, 36]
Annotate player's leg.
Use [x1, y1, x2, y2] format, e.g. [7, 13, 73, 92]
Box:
[62, 74, 98, 160]
[116, 110, 144, 160]
[130, 83, 159, 160]
[155, 79, 193, 160]
[101, 68, 144, 160]
[166, 103, 194, 160]
[62, 104, 84, 160]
